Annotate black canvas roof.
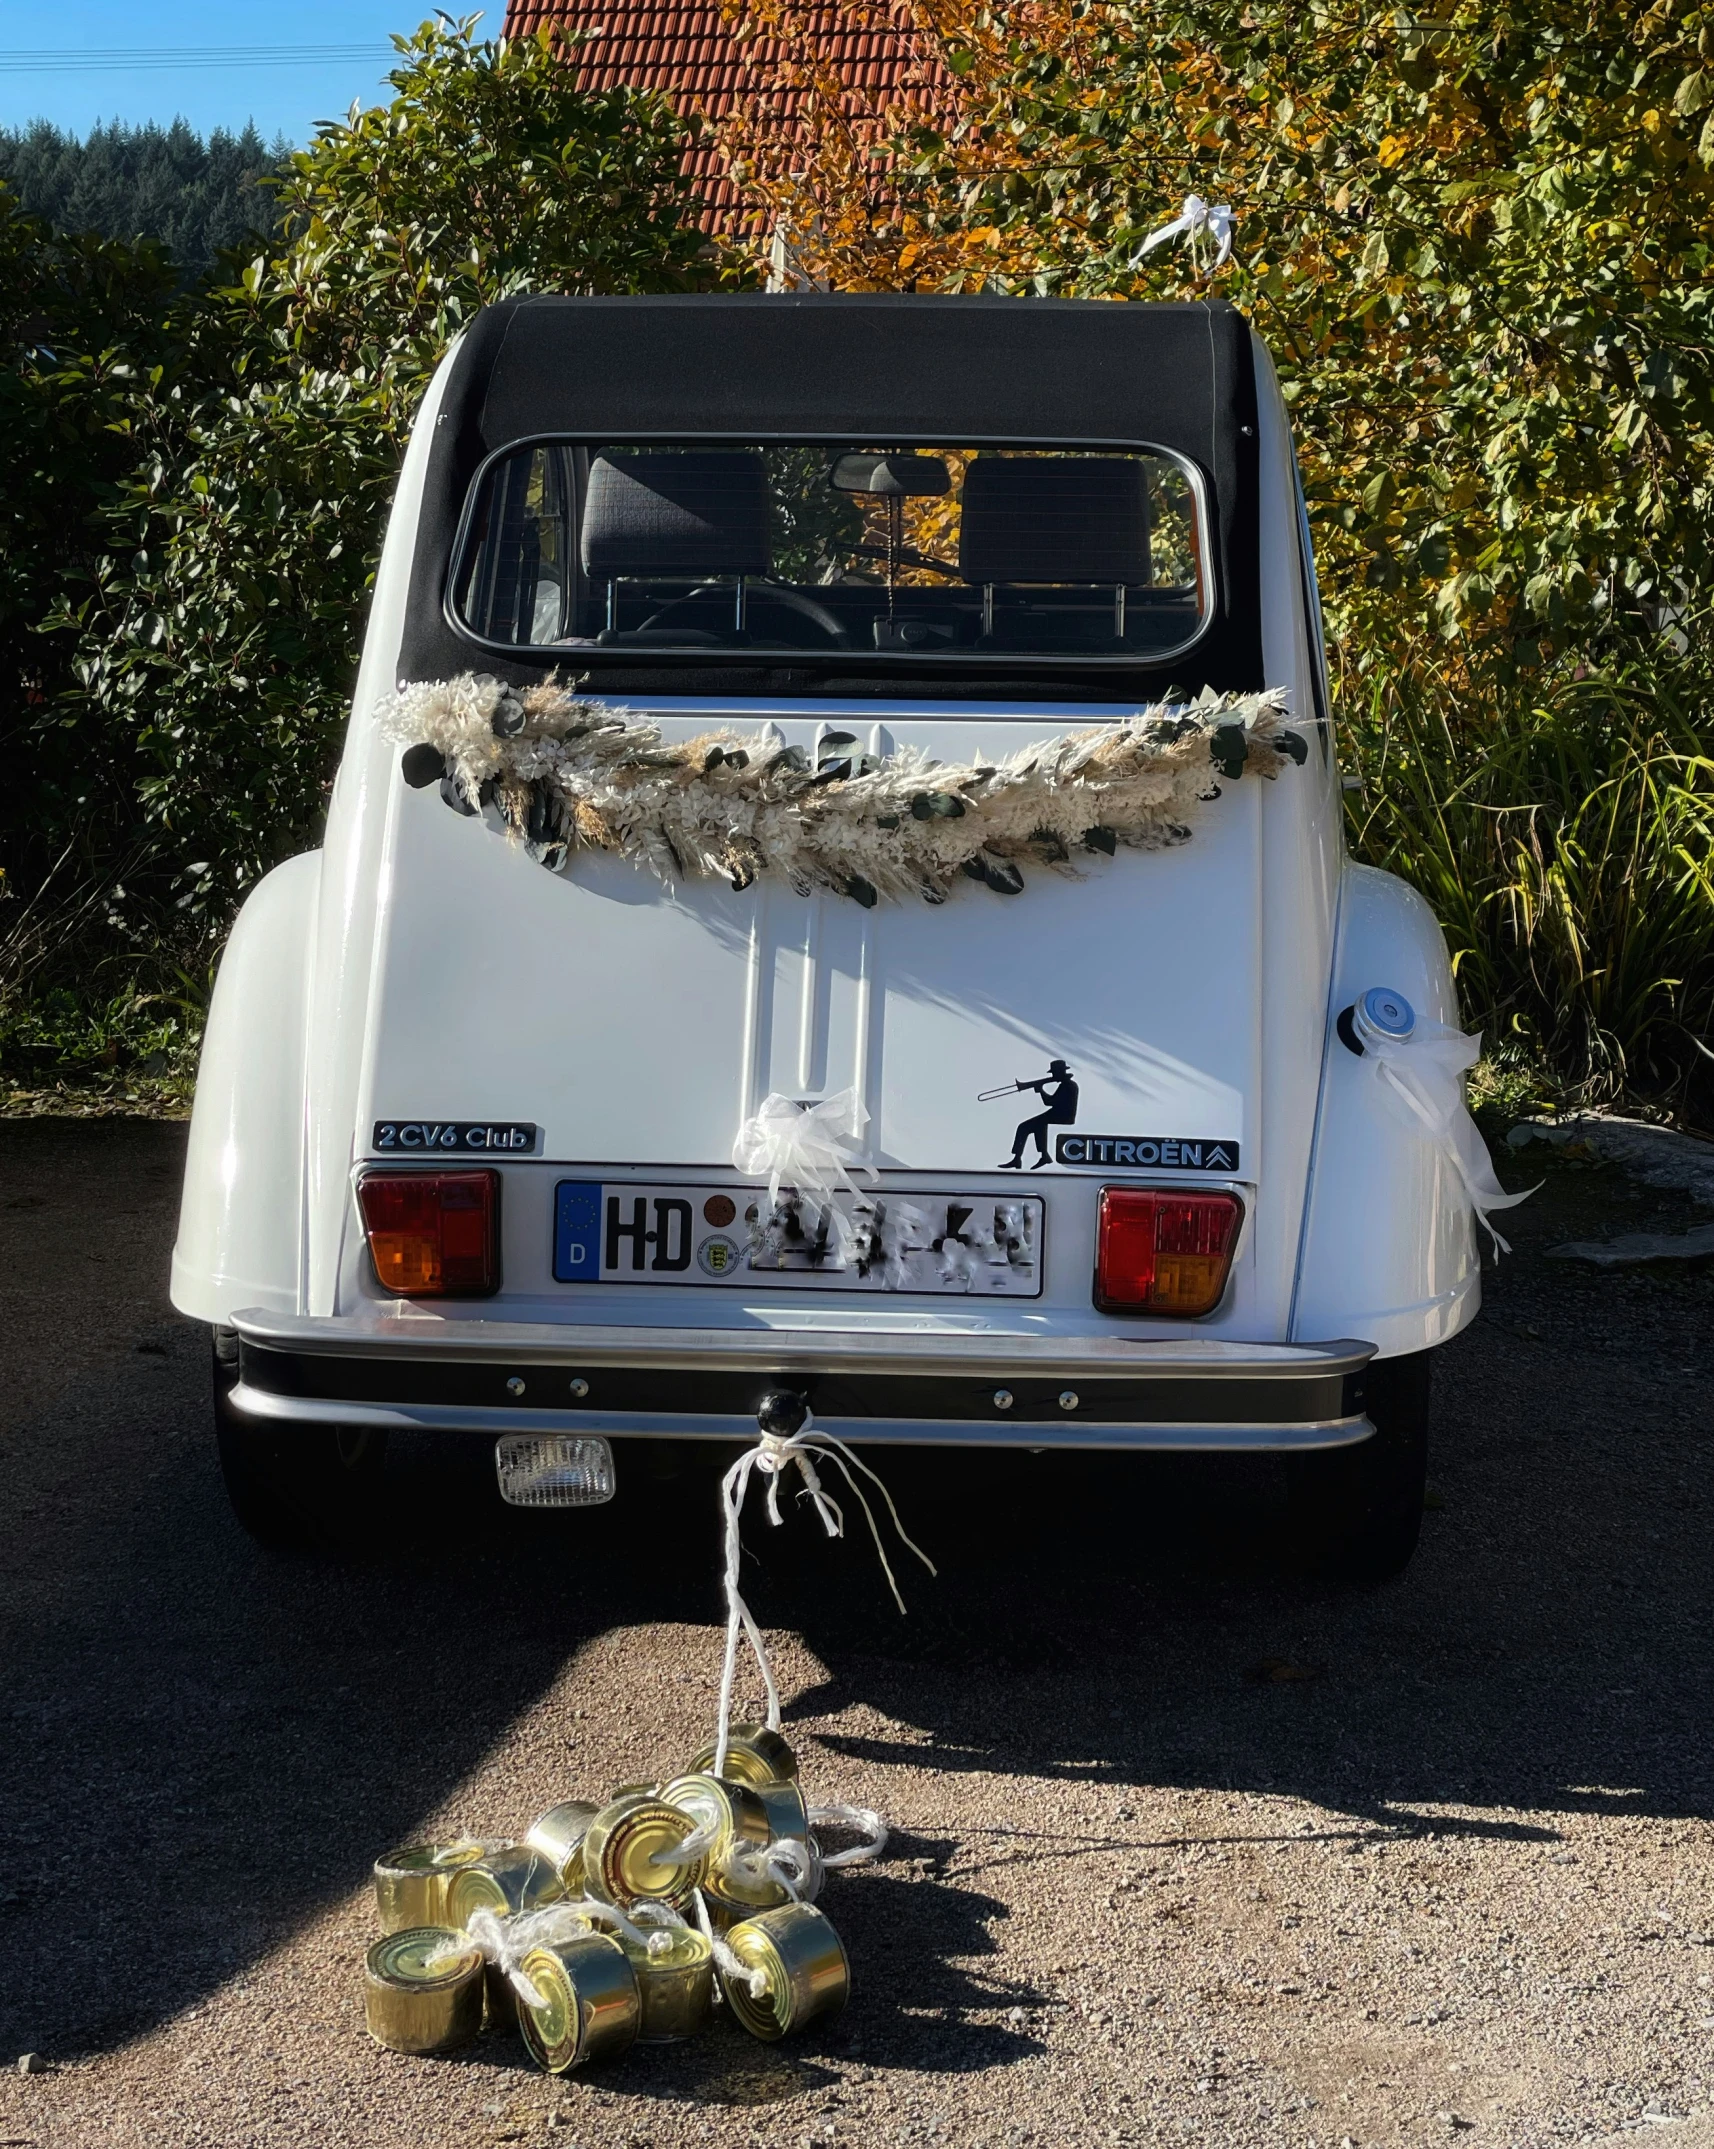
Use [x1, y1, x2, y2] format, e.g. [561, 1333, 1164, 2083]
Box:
[400, 293, 1264, 699]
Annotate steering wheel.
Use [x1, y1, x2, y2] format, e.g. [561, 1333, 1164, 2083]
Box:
[639, 582, 851, 647]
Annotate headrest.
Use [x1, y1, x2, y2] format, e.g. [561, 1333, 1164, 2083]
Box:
[958, 457, 1151, 586]
[581, 451, 771, 579]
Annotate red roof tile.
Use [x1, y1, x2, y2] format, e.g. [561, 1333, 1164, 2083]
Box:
[500, 1, 938, 234]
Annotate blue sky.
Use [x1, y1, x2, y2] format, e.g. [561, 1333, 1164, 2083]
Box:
[0, 1, 491, 144]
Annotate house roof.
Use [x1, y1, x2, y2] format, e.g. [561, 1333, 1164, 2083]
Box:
[498, 1, 933, 232]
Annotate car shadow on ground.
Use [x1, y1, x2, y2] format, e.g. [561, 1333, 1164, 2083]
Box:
[0, 1148, 1709, 2078]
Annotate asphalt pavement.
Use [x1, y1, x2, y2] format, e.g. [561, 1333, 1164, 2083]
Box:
[1, 1116, 1711, 2149]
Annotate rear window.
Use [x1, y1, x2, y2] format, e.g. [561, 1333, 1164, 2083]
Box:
[448, 441, 1209, 667]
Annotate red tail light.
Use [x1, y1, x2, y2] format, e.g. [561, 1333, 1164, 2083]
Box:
[1094, 1186, 1244, 1316]
[357, 1170, 500, 1296]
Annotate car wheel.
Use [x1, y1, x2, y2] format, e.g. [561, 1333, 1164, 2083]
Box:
[1286, 1348, 1431, 1584]
[211, 1329, 388, 1556]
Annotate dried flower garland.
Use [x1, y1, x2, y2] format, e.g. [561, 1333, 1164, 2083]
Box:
[379, 673, 1307, 906]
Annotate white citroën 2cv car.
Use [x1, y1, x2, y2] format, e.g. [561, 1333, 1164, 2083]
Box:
[172, 295, 1499, 1581]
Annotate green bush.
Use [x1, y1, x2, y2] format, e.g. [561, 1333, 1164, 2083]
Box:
[1343, 632, 1714, 1108]
[1, 17, 707, 1094]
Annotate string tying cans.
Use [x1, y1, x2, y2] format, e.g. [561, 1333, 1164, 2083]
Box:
[807, 1804, 890, 1870]
[363, 1402, 917, 2070]
[713, 1395, 935, 1779]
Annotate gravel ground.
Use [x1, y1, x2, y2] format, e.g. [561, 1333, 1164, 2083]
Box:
[1, 1118, 1713, 2149]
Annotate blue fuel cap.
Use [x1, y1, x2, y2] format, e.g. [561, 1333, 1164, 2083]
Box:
[1355, 986, 1416, 1046]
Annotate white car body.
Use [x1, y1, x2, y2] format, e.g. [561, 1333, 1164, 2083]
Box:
[172, 297, 1478, 1473]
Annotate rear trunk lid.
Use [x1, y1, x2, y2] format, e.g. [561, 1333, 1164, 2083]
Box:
[363, 710, 1260, 1187]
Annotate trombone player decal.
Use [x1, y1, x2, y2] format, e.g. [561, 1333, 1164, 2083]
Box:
[981, 1059, 1079, 1170]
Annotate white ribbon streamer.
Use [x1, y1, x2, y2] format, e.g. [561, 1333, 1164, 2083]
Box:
[807, 1803, 891, 1870]
[1360, 1018, 1537, 1256]
[724, 1832, 822, 1903]
[1133, 193, 1235, 272]
[692, 1885, 769, 2000]
[713, 1415, 935, 1778]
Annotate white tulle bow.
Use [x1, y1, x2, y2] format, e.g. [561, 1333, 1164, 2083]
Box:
[1361, 1019, 1536, 1256]
[730, 1088, 875, 1211]
[1133, 194, 1235, 272]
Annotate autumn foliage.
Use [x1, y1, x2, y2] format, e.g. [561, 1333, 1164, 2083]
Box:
[717, 0, 1714, 675]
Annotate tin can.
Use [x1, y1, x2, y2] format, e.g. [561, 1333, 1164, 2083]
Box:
[661, 1773, 779, 1913]
[621, 1925, 715, 2042]
[752, 1781, 822, 1899]
[685, 1722, 798, 1788]
[719, 1903, 849, 2042]
[372, 1842, 488, 1934]
[515, 1931, 640, 2073]
[525, 1800, 600, 1891]
[581, 1794, 704, 1908]
[363, 1927, 484, 2054]
[753, 1779, 810, 1844]
[609, 1780, 663, 1800]
[443, 1844, 566, 1928]
[483, 1959, 518, 2034]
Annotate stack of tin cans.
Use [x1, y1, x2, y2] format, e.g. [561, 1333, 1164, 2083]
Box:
[361, 1722, 853, 2070]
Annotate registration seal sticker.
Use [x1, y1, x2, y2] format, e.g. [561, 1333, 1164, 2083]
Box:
[698, 1235, 741, 1277]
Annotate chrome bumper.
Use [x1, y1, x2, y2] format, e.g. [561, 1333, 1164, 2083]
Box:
[227, 1309, 1377, 1453]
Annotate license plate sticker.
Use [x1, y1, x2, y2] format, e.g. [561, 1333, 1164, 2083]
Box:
[553, 1182, 1042, 1296]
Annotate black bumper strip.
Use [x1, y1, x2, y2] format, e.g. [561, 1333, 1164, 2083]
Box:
[238, 1341, 1354, 1430]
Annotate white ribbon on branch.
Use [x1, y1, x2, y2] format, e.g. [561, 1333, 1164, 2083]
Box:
[713, 1413, 935, 1779]
[1360, 1018, 1537, 1257]
[1133, 193, 1236, 273]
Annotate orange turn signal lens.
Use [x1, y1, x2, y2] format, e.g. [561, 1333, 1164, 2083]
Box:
[357, 1170, 500, 1297]
[1094, 1186, 1243, 1316]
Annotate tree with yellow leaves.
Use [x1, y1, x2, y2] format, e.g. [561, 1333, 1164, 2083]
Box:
[718, 0, 1714, 675]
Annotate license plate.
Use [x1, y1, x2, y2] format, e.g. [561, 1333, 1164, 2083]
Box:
[553, 1182, 1043, 1296]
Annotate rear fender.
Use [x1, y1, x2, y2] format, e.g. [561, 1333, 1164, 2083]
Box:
[170, 851, 319, 1322]
[1289, 863, 1480, 1355]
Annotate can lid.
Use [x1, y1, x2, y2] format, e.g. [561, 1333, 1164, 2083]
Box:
[1355, 986, 1415, 1047]
[623, 1926, 711, 1974]
[374, 1841, 488, 1878]
[367, 1928, 482, 1990]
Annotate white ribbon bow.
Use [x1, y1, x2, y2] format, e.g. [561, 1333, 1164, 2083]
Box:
[731, 1088, 875, 1214]
[1133, 194, 1235, 272]
[1360, 1018, 1537, 1257]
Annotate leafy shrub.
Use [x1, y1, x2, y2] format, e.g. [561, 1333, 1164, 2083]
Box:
[1343, 634, 1714, 1106]
[1, 16, 706, 1087]
[718, 0, 1714, 1114]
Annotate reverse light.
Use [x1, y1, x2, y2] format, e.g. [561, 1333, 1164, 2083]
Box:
[495, 1434, 616, 1508]
[357, 1169, 500, 1296]
[1094, 1186, 1244, 1316]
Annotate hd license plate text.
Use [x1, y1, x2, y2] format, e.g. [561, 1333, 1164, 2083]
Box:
[553, 1183, 1042, 1296]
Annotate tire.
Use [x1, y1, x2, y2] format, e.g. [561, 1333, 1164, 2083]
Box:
[1286, 1348, 1432, 1584]
[211, 1330, 388, 1556]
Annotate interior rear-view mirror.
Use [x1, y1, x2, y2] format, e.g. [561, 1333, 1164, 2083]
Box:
[829, 452, 952, 497]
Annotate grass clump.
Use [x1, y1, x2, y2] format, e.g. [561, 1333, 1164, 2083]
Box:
[1344, 630, 1714, 1124]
